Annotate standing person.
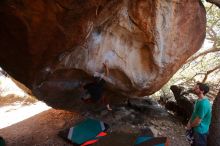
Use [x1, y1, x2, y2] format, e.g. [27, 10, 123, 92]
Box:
[187, 83, 212, 146]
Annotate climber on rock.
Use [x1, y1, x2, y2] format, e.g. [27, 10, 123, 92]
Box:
[80, 62, 112, 111]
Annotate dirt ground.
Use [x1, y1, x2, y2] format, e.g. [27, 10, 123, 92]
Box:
[0, 74, 191, 146]
[0, 104, 190, 146]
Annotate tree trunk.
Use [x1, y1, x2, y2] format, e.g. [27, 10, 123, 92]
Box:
[207, 89, 220, 146]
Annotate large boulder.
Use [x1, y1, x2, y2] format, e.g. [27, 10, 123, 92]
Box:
[0, 0, 206, 107]
[166, 85, 195, 122]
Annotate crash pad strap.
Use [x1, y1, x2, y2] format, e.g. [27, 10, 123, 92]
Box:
[68, 127, 74, 140]
[81, 139, 98, 146]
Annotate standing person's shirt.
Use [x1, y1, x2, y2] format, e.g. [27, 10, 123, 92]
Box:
[191, 97, 212, 134]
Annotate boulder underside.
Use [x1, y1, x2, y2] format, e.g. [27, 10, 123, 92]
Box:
[0, 0, 206, 108]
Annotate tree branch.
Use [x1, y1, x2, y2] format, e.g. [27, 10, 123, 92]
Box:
[206, 0, 220, 8]
[202, 65, 220, 83]
[187, 47, 220, 63]
[206, 4, 214, 13]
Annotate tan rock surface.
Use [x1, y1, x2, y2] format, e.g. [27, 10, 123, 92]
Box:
[0, 0, 206, 106]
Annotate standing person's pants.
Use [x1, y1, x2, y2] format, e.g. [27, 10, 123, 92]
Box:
[191, 132, 208, 146]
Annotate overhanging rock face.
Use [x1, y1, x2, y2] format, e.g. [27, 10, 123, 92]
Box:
[0, 0, 206, 107]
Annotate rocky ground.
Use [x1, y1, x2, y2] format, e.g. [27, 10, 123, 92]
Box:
[0, 96, 190, 146]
